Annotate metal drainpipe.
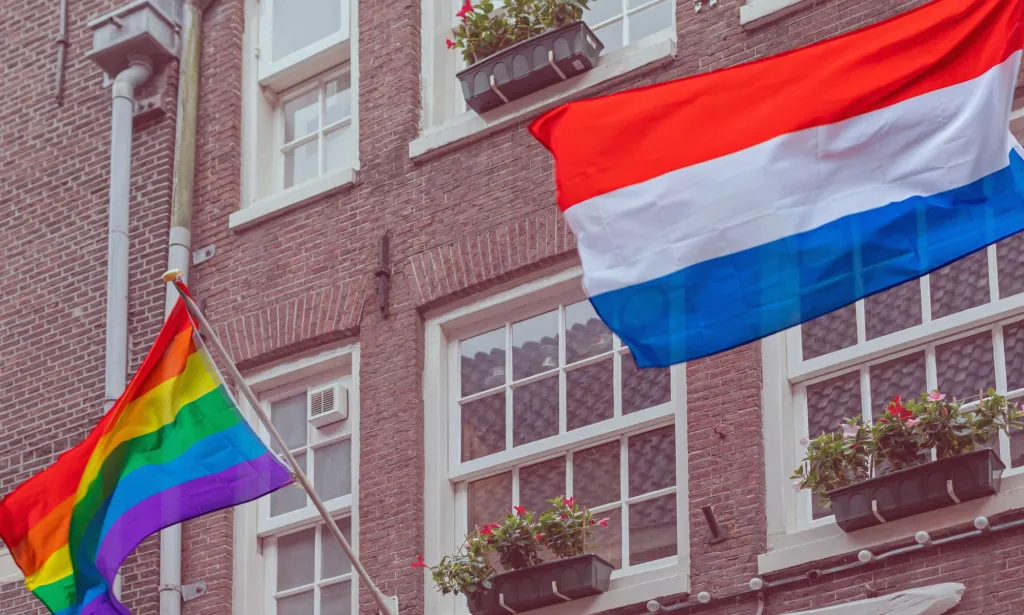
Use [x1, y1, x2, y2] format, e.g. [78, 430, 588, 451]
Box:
[160, 2, 203, 614]
[104, 55, 153, 412]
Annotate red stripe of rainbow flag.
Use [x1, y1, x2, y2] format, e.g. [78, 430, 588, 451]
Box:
[0, 292, 292, 615]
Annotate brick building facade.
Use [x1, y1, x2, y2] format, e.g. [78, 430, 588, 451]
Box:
[3, 0, 1024, 614]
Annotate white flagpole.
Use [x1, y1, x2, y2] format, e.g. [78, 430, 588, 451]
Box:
[161, 270, 397, 615]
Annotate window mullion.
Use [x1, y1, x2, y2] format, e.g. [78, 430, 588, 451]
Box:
[621, 0, 630, 45]
[920, 275, 932, 323]
[994, 324, 1011, 463]
[565, 450, 574, 499]
[318, 87, 327, 174]
[505, 323, 514, 452]
[313, 525, 323, 615]
[619, 434, 630, 568]
[559, 304, 567, 434]
[989, 244, 1000, 302]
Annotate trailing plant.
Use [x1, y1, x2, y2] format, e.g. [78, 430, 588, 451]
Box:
[791, 389, 1024, 508]
[414, 496, 607, 597]
[447, 0, 593, 65]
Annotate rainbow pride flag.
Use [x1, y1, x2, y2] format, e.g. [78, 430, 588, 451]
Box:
[0, 294, 293, 615]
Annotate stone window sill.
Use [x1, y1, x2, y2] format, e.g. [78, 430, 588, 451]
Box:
[740, 0, 813, 30]
[229, 166, 358, 230]
[759, 471, 1024, 574]
[409, 30, 677, 161]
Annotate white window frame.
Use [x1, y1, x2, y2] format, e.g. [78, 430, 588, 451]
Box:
[275, 68, 357, 192]
[761, 247, 1024, 574]
[236, 0, 360, 230]
[423, 267, 690, 615]
[257, 0, 353, 92]
[233, 344, 360, 615]
[411, 0, 677, 159]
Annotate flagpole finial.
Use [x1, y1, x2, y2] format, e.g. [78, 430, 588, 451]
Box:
[162, 269, 183, 283]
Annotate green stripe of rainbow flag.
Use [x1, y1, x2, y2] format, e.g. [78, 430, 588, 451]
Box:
[0, 295, 293, 615]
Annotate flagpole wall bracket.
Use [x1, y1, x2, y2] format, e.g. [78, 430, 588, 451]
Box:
[159, 581, 207, 602]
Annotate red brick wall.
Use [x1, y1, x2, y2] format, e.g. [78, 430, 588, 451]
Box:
[182, 0, 1024, 613]
[4, 0, 1024, 614]
[0, 0, 176, 611]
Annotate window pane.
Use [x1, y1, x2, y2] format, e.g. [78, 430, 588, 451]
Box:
[519, 456, 565, 514]
[935, 332, 995, 402]
[1003, 320, 1024, 391]
[314, 439, 352, 500]
[566, 360, 613, 431]
[461, 393, 506, 462]
[271, 452, 307, 516]
[321, 518, 352, 579]
[271, 393, 308, 452]
[565, 300, 612, 363]
[272, 0, 342, 61]
[512, 310, 559, 380]
[628, 426, 675, 497]
[468, 472, 512, 530]
[592, 19, 623, 54]
[590, 508, 622, 569]
[584, 0, 622, 26]
[284, 90, 320, 143]
[868, 352, 926, 415]
[277, 591, 315, 615]
[325, 76, 352, 124]
[513, 377, 559, 447]
[930, 250, 989, 319]
[325, 125, 354, 171]
[628, 0, 671, 42]
[573, 441, 620, 507]
[284, 140, 319, 189]
[865, 280, 921, 340]
[806, 372, 860, 438]
[277, 527, 316, 591]
[628, 494, 676, 565]
[622, 353, 670, 414]
[461, 328, 506, 397]
[801, 305, 857, 360]
[998, 232, 1024, 298]
[321, 581, 352, 615]
[1010, 426, 1024, 468]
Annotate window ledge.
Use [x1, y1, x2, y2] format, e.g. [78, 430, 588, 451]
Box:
[229, 166, 358, 230]
[739, 0, 813, 30]
[409, 30, 677, 161]
[759, 471, 1024, 575]
[785, 583, 964, 615]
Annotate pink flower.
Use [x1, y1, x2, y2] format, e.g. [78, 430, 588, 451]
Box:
[446, 38, 455, 49]
[480, 525, 494, 536]
[535, 533, 544, 541]
[513, 505, 527, 517]
[928, 390, 946, 402]
[412, 554, 428, 569]
[841, 423, 859, 440]
[906, 418, 921, 428]
[799, 436, 810, 446]
[564, 497, 575, 508]
[597, 517, 610, 527]
[560, 512, 569, 519]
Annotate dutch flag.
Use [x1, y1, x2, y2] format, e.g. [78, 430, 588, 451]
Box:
[530, 0, 1024, 368]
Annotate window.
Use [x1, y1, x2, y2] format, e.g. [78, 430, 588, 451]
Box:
[418, 0, 677, 137]
[424, 269, 689, 614]
[234, 346, 360, 615]
[762, 234, 1024, 571]
[237, 0, 359, 228]
[279, 71, 355, 189]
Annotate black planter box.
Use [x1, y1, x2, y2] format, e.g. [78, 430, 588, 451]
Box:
[467, 554, 614, 615]
[457, 22, 603, 114]
[827, 449, 1005, 533]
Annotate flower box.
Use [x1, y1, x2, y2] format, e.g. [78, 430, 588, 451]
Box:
[826, 449, 1005, 533]
[466, 554, 614, 615]
[457, 22, 603, 114]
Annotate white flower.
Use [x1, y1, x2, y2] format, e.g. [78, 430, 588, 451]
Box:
[792, 480, 803, 493]
[799, 437, 810, 446]
[841, 423, 859, 439]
